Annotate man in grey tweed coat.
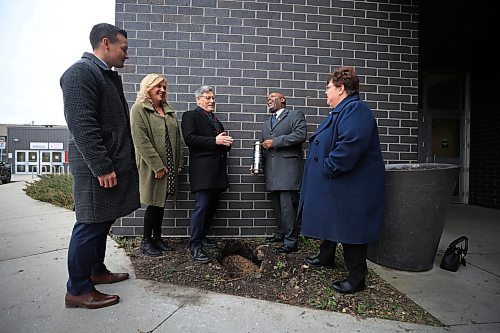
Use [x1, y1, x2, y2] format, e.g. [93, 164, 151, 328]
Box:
[261, 92, 307, 254]
[60, 23, 140, 309]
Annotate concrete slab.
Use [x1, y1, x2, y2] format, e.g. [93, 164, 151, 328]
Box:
[369, 203, 500, 332]
[0, 177, 73, 261]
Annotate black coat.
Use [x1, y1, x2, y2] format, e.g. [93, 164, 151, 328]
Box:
[181, 107, 230, 192]
[60, 52, 140, 224]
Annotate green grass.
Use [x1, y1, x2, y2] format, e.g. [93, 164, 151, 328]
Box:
[163, 266, 177, 280]
[113, 236, 141, 253]
[23, 174, 74, 210]
[273, 260, 287, 270]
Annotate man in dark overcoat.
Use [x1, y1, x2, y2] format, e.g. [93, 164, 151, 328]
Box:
[60, 23, 140, 309]
[181, 85, 233, 263]
[261, 92, 307, 254]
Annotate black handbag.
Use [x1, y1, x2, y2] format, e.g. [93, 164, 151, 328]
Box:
[440, 236, 468, 272]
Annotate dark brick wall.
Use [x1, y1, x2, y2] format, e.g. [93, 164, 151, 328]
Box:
[469, 74, 500, 209]
[113, 0, 419, 237]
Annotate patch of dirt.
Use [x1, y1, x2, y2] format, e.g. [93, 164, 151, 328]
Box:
[118, 237, 443, 326]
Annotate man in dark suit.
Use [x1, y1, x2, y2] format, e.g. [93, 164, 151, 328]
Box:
[181, 86, 233, 263]
[60, 23, 140, 309]
[261, 92, 307, 254]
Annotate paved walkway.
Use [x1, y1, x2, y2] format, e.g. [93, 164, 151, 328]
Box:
[1, 174, 498, 332]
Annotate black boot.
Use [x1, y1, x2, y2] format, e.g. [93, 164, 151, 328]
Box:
[152, 237, 174, 252]
[304, 255, 335, 268]
[140, 238, 162, 257]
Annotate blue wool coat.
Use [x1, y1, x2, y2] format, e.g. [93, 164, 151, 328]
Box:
[299, 95, 385, 244]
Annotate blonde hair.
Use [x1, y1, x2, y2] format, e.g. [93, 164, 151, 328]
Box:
[136, 73, 168, 104]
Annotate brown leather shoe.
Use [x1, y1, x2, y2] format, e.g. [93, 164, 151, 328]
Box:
[91, 272, 129, 285]
[65, 290, 119, 309]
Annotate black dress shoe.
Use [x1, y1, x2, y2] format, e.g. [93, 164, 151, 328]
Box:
[140, 239, 162, 257]
[274, 244, 298, 254]
[331, 280, 365, 294]
[201, 237, 217, 248]
[152, 237, 174, 252]
[265, 236, 284, 244]
[304, 256, 335, 269]
[191, 247, 210, 263]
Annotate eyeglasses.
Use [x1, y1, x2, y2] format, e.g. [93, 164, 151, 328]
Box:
[200, 95, 216, 100]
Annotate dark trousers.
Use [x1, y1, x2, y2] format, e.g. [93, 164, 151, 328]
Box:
[318, 240, 368, 287]
[143, 205, 165, 239]
[270, 190, 299, 247]
[66, 220, 114, 295]
[189, 189, 221, 251]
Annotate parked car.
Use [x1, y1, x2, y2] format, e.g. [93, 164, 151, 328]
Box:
[0, 161, 12, 184]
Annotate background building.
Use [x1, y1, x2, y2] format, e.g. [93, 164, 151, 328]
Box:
[111, 0, 498, 237]
[0, 124, 70, 175]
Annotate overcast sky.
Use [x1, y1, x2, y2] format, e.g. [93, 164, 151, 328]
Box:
[0, 0, 114, 125]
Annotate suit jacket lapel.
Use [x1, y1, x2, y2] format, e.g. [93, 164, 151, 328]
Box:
[276, 109, 288, 126]
[310, 112, 334, 140]
[196, 107, 217, 130]
[267, 115, 273, 130]
[269, 108, 289, 129]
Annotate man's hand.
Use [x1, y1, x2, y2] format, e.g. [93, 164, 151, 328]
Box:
[97, 171, 117, 188]
[262, 139, 274, 149]
[215, 132, 233, 146]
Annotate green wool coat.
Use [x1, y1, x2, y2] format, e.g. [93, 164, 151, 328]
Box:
[130, 101, 184, 207]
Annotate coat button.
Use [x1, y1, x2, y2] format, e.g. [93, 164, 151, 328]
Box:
[315, 140, 319, 144]
[313, 157, 318, 162]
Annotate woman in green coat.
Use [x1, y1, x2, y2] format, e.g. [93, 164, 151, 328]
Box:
[131, 74, 183, 256]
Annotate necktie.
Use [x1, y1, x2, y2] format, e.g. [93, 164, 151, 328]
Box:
[210, 113, 221, 133]
[271, 114, 278, 127]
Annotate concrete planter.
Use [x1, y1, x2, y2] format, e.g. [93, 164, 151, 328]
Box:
[367, 163, 460, 271]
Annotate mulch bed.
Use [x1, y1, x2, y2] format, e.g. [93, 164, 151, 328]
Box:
[119, 237, 443, 326]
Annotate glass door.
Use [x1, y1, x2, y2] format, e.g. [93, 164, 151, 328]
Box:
[15, 151, 27, 174]
[15, 150, 40, 174]
[40, 151, 52, 174]
[51, 151, 64, 174]
[418, 71, 469, 203]
[27, 151, 39, 174]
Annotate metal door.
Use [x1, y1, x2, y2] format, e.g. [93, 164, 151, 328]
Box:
[418, 71, 470, 203]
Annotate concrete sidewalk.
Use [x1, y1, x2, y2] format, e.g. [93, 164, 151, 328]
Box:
[0, 174, 498, 332]
[370, 204, 500, 333]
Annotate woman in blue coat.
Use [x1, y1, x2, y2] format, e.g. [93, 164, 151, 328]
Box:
[299, 66, 385, 294]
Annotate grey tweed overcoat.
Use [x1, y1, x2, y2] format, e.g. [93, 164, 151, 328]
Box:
[60, 52, 140, 224]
